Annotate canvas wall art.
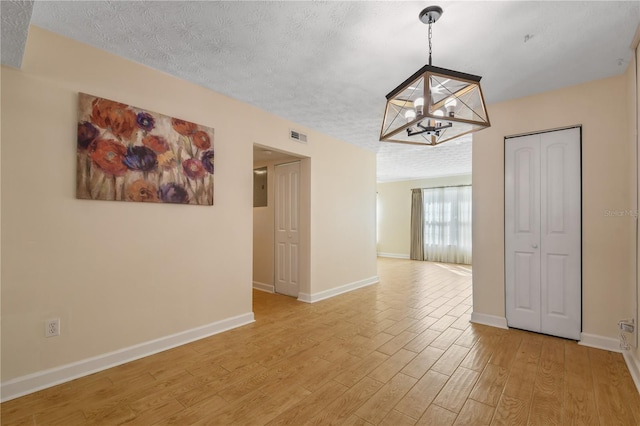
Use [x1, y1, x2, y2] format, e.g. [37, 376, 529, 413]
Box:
[77, 93, 214, 205]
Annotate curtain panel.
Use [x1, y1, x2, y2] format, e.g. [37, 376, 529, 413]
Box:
[410, 188, 425, 260]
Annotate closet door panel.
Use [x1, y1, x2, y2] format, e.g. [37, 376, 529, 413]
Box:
[540, 128, 581, 339]
[505, 134, 541, 332]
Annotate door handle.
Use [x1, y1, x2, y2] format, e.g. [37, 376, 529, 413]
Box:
[532, 243, 538, 249]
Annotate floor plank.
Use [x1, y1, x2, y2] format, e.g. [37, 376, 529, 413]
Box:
[468, 363, 509, 407]
[432, 367, 480, 413]
[395, 370, 449, 420]
[401, 346, 445, 379]
[453, 399, 494, 425]
[431, 344, 471, 376]
[491, 394, 529, 426]
[354, 373, 417, 424]
[416, 404, 458, 426]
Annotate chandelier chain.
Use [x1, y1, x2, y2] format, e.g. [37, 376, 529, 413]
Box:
[428, 21, 433, 65]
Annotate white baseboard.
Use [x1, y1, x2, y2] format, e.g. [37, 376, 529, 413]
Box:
[578, 333, 621, 353]
[622, 350, 640, 395]
[377, 252, 410, 259]
[470, 312, 508, 329]
[298, 276, 379, 303]
[0, 312, 255, 402]
[253, 281, 274, 293]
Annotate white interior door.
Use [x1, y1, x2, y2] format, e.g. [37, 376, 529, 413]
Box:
[505, 127, 581, 340]
[505, 134, 542, 333]
[274, 161, 300, 297]
[539, 129, 581, 339]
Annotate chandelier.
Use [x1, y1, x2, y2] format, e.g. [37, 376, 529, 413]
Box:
[380, 6, 490, 146]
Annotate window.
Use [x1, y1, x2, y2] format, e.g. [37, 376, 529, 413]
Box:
[422, 185, 472, 264]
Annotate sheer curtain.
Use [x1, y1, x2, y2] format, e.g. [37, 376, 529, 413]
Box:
[410, 189, 425, 260]
[422, 185, 472, 264]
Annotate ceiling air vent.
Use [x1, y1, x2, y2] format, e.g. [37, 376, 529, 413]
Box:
[289, 129, 308, 144]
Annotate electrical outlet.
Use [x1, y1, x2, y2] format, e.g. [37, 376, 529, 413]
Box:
[45, 318, 60, 337]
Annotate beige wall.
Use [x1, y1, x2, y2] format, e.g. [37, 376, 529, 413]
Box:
[635, 40, 640, 360]
[252, 163, 276, 289]
[311, 145, 377, 294]
[0, 27, 377, 383]
[376, 175, 472, 257]
[473, 73, 635, 340]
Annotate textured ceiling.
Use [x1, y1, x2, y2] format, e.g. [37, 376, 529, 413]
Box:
[3, 1, 639, 181]
[1, 0, 33, 68]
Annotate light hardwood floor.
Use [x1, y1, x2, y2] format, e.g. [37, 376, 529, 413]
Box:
[2, 258, 639, 425]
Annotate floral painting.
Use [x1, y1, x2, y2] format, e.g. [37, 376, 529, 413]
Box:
[76, 93, 214, 205]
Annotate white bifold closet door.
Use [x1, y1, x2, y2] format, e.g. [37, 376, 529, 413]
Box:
[505, 127, 581, 340]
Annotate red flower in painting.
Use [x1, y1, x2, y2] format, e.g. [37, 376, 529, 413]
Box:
[171, 118, 197, 136]
[90, 99, 127, 128]
[192, 130, 211, 150]
[126, 179, 159, 202]
[88, 139, 128, 176]
[182, 158, 206, 179]
[142, 135, 170, 154]
[90, 98, 137, 140]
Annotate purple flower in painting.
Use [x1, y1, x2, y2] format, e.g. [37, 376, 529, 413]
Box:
[136, 112, 155, 132]
[78, 121, 99, 149]
[123, 146, 158, 172]
[201, 150, 214, 174]
[182, 158, 206, 179]
[158, 183, 189, 204]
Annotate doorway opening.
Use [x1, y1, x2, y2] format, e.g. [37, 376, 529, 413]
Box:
[252, 144, 310, 304]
